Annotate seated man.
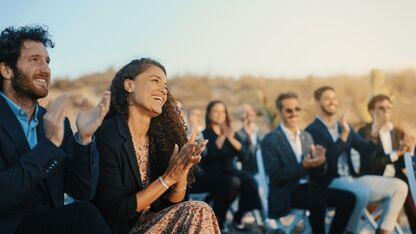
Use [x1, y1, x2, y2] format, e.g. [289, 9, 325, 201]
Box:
[306, 86, 408, 234]
[0, 26, 111, 234]
[261, 91, 356, 234]
[236, 104, 268, 225]
[358, 94, 416, 233]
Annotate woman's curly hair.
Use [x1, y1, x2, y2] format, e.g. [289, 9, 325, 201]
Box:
[107, 58, 195, 185]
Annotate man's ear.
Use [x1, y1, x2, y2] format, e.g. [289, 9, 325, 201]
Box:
[0, 63, 13, 80]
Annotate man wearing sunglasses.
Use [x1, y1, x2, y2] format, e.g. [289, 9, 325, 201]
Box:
[261, 92, 356, 234]
[305, 86, 408, 234]
[358, 94, 416, 233]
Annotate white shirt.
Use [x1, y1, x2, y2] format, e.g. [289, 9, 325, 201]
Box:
[248, 127, 259, 148]
[378, 123, 397, 177]
[281, 124, 302, 163]
[280, 124, 307, 183]
[318, 117, 351, 177]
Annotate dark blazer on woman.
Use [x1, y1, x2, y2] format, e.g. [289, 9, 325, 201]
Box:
[94, 114, 175, 234]
[261, 126, 325, 218]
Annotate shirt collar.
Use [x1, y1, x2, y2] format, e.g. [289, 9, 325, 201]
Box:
[280, 123, 300, 138]
[317, 115, 338, 130]
[379, 122, 394, 133]
[0, 91, 39, 122]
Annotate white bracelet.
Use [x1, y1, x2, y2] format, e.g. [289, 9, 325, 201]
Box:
[158, 176, 170, 189]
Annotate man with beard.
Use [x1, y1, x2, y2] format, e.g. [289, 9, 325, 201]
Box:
[358, 94, 416, 233]
[0, 26, 111, 234]
[305, 86, 408, 234]
[261, 92, 356, 234]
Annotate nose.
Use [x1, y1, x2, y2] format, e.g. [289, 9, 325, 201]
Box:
[39, 60, 51, 76]
[160, 86, 168, 96]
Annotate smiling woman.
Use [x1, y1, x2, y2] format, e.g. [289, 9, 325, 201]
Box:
[93, 58, 220, 234]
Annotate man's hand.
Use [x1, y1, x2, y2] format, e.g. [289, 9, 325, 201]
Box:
[76, 91, 111, 145]
[303, 145, 326, 168]
[340, 112, 350, 134]
[44, 95, 68, 147]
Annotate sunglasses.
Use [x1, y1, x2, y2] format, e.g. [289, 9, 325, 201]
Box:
[283, 107, 302, 114]
[376, 106, 392, 112]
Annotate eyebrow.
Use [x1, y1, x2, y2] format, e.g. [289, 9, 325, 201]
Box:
[150, 75, 167, 85]
[28, 54, 51, 63]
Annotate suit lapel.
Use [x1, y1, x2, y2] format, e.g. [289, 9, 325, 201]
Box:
[275, 126, 298, 164]
[0, 95, 31, 161]
[315, 118, 338, 143]
[300, 131, 310, 157]
[116, 115, 142, 187]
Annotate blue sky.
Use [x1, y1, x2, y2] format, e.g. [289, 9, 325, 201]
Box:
[2, 0, 416, 79]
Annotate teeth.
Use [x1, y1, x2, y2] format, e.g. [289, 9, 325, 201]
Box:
[152, 96, 164, 104]
[35, 79, 47, 87]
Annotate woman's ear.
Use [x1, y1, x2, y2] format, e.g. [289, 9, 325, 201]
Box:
[123, 79, 134, 94]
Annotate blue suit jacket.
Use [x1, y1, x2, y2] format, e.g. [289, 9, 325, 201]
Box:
[305, 118, 379, 185]
[261, 125, 325, 218]
[0, 95, 99, 234]
[236, 128, 264, 174]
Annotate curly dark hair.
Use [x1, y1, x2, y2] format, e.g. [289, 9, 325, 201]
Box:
[0, 25, 54, 90]
[107, 58, 195, 185]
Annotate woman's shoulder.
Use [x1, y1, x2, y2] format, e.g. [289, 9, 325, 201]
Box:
[202, 128, 216, 139]
[96, 115, 125, 142]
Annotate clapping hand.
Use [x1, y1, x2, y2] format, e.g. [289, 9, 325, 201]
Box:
[76, 91, 111, 145]
[303, 145, 326, 168]
[44, 95, 69, 147]
[163, 134, 208, 185]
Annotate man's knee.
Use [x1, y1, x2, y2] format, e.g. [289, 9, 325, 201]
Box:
[394, 178, 408, 195]
[353, 186, 370, 207]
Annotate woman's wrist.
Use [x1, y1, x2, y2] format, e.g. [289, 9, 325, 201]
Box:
[161, 174, 175, 187]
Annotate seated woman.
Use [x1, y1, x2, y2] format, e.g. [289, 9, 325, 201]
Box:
[190, 100, 263, 231]
[93, 58, 220, 234]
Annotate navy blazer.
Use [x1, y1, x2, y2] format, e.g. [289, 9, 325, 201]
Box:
[305, 118, 379, 185]
[0, 95, 99, 234]
[236, 128, 264, 174]
[261, 125, 325, 218]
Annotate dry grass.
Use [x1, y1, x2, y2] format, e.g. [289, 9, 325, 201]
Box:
[46, 68, 416, 134]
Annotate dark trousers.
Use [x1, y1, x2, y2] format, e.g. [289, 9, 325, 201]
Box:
[16, 202, 111, 234]
[233, 171, 263, 223]
[291, 184, 356, 234]
[190, 172, 240, 229]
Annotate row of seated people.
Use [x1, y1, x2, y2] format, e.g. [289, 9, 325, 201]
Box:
[1, 25, 415, 234]
[187, 88, 416, 234]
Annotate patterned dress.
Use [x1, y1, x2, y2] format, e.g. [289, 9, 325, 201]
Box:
[129, 139, 220, 234]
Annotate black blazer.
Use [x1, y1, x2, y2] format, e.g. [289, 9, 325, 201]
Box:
[261, 126, 325, 218]
[93, 115, 175, 234]
[236, 128, 264, 174]
[305, 118, 379, 185]
[358, 123, 412, 176]
[0, 95, 99, 234]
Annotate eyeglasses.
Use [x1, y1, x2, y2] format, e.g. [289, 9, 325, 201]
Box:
[376, 106, 392, 112]
[283, 107, 302, 114]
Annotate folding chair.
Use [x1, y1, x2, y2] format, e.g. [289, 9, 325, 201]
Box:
[360, 207, 404, 234]
[404, 153, 416, 204]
